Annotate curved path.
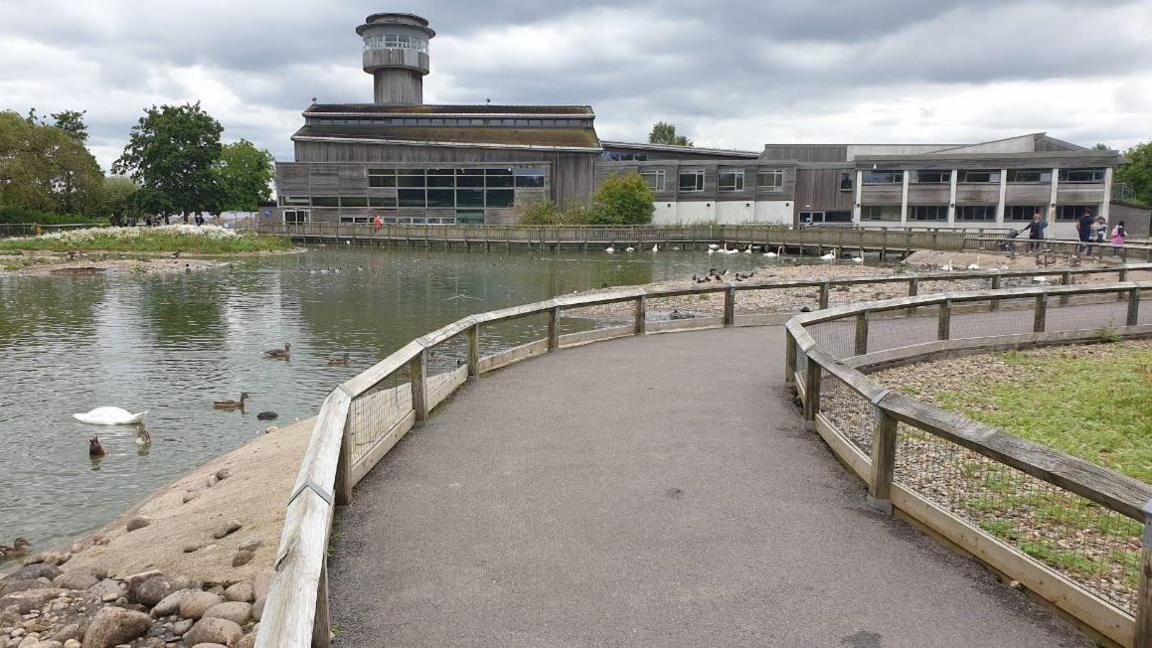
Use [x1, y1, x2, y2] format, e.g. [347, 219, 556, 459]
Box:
[329, 326, 1091, 647]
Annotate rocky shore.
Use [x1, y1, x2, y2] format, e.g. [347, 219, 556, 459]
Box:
[1, 417, 315, 647]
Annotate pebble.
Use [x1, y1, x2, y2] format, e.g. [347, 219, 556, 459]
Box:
[263, 426, 278, 434]
[183, 617, 242, 647]
[172, 618, 193, 636]
[182, 542, 202, 554]
[181, 493, 199, 504]
[223, 582, 253, 603]
[211, 522, 241, 540]
[179, 592, 224, 620]
[151, 590, 193, 618]
[125, 516, 151, 532]
[237, 539, 262, 553]
[81, 606, 150, 648]
[202, 601, 251, 626]
[231, 551, 253, 567]
[214, 468, 231, 481]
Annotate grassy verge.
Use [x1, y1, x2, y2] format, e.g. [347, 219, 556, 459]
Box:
[0, 225, 292, 255]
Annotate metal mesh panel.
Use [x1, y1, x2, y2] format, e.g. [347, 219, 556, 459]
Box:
[735, 285, 819, 314]
[862, 307, 941, 355]
[893, 424, 1141, 614]
[348, 368, 413, 465]
[559, 303, 631, 334]
[826, 281, 907, 305]
[948, 297, 1038, 339]
[819, 372, 874, 454]
[645, 293, 723, 324]
[919, 277, 987, 294]
[477, 312, 550, 357]
[794, 337, 808, 385]
[1046, 299, 1130, 333]
[805, 320, 855, 360]
[425, 334, 469, 378]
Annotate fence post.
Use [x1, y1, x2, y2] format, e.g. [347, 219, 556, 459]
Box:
[1060, 270, 1072, 305]
[785, 330, 797, 386]
[937, 299, 952, 340]
[466, 324, 479, 377]
[1136, 500, 1152, 648]
[818, 281, 830, 310]
[410, 350, 428, 422]
[867, 405, 897, 515]
[312, 560, 332, 648]
[724, 286, 736, 325]
[854, 312, 869, 356]
[1129, 288, 1142, 327]
[634, 295, 647, 335]
[1033, 293, 1048, 333]
[334, 406, 354, 506]
[547, 306, 560, 350]
[802, 355, 822, 431]
[989, 274, 1001, 311]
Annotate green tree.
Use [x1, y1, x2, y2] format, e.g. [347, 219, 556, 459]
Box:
[112, 102, 223, 222]
[95, 176, 142, 224]
[51, 110, 88, 143]
[589, 172, 654, 225]
[1115, 141, 1152, 206]
[214, 139, 274, 211]
[648, 121, 692, 147]
[0, 110, 103, 214]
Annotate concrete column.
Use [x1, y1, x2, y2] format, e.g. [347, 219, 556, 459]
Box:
[948, 169, 958, 224]
[853, 170, 863, 223]
[900, 171, 910, 226]
[1101, 167, 1113, 222]
[996, 168, 1007, 225]
[1048, 167, 1060, 226]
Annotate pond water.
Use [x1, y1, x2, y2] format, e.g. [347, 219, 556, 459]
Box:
[0, 246, 773, 553]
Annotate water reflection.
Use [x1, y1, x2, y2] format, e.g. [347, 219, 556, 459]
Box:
[0, 247, 764, 553]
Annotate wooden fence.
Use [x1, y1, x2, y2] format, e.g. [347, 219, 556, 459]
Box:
[256, 263, 1152, 648]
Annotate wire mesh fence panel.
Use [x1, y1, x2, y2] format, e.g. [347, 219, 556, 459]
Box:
[645, 293, 724, 324]
[348, 368, 413, 466]
[918, 277, 988, 294]
[558, 303, 632, 335]
[736, 285, 820, 315]
[805, 320, 855, 360]
[425, 334, 469, 377]
[818, 372, 873, 454]
[893, 424, 1141, 615]
[794, 337, 808, 385]
[826, 281, 908, 305]
[864, 307, 941, 355]
[948, 297, 1037, 339]
[1046, 298, 1130, 333]
[476, 312, 551, 358]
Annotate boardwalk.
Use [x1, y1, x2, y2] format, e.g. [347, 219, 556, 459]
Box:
[329, 326, 1090, 647]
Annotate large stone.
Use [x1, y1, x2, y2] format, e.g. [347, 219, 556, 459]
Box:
[150, 589, 193, 618]
[0, 580, 51, 596]
[230, 551, 253, 568]
[0, 589, 65, 614]
[251, 570, 274, 601]
[86, 580, 122, 603]
[191, 644, 228, 648]
[172, 618, 194, 635]
[7, 564, 61, 583]
[237, 633, 257, 648]
[80, 606, 150, 648]
[125, 516, 151, 532]
[129, 574, 173, 607]
[178, 592, 223, 620]
[51, 572, 98, 592]
[48, 623, 81, 643]
[211, 523, 241, 540]
[251, 597, 264, 622]
[223, 582, 252, 603]
[202, 601, 250, 626]
[183, 617, 242, 648]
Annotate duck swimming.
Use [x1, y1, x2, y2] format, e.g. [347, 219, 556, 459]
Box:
[136, 425, 151, 447]
[264, 343, 291, 359]
[328, 353, 351, 366]
[0, 537, 30, 560]
[213, 392, 250, 411]
[89, 437, 106, 457]
[257, 411, 279, 421]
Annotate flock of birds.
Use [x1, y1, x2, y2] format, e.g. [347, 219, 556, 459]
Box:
[692, 269, 757, 284]
[601, 242, 874, 263]
[73, 343, 354, 457]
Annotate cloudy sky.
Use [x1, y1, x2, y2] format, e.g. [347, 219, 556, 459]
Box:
[2, 0, 1150, 170]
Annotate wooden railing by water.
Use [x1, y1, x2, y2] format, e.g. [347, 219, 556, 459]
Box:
[255, 262, 1152, 648]
[786, 283, 1152, 648]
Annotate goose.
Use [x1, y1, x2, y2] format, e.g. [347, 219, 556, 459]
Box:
[625, 246, 635, 253]
[257, 411, 279, 421]
[651, 244, 659, 252]
[940, 260, 954, 272]
[89, 437, 106, 457]
[213, 392, 250, 411]
[136, 425, 151, 447]
[764, 246, 783, 258]
[966, 256, 981, 271]
[0, 538, 30, 560]
[264, 343, 291, 359]
[73, 407, 147, 426]
[605, 245, 615, 254]
[819, 248, 837, 261]
[328, 353, 351, 366]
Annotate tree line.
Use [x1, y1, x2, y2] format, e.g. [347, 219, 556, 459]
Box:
[0, 103, 274, 225]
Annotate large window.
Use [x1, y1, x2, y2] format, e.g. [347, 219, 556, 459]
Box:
[363, 34, 429, 53]
[679, 169, 704, 192]
[800, 211, 852, 224]
[862, 170, 903, 184]
[718, 169, 745, 192]
[283, 210, 310, 224]
[362, 167, 534, 209]
[910, 205, 948, 221]
[1056, 205, 1094, 221]
[839, 172, 854, 192]
[861, 205, 901, 221]
[368, 168, 397, 188]
[606, 152, 648, 161]
[1007, 169, 1051, 183]
[640, 170, 666, 192]
[280, 196, 310, 206]
[758, 169, 784, 191]
[913, 170, 950, 184]
[1058, 168, 1105, 183]
[514, 167, 546, 188]
[958, 169, 1000, 183]
[1006, 205, 1045, 222]
[311, 197, 339, 207]
[956, 205, 996, 221]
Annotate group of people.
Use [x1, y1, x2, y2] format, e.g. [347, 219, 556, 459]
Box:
[1019, 209, 1127, 255]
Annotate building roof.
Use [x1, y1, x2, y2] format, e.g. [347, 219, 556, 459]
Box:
[292, 124, 602, 151]
[602, 140, 760, 158]
[304, 103, 594, 116]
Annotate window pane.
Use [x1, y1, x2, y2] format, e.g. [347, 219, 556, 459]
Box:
[719, 170, 744, 191]
[757, 170, 783, 190]
[369, 176, 396, 188]
[514, 172, 546, 188]
[486, 189, 515, 207]
[399, 174, 426, 188]
[824, 211, 852, 223]
[398, 189, 426, 207]
[428, 168, 454, 176]
[311, 197, 339, 207]
[956, 205, 995, 221]
[486, 174, 514, 188]
[839, 172, 854, 191]
[641, 171, 665, 192]
[427, 189, 455, 208]
[910, 205, 947, 221]
[958, 170, 1000, 183]
[862, 170, 903, 184]
[861, 205, 901, 221]
[914, 170, 950, 183]
[368, 196, 397, 208]
[679, 171, 703, 191]
[340, 197, 368, 207]
[428, 175, 455, 187]
[1007, 169, 1050, 183]
[456, 189, 484, 208]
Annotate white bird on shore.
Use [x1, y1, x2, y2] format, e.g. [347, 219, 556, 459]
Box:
[851, 251, 865, 263]
[625, 246, 635, 253]
[819, 248, 837, 261]
[764, 246, 782, 258]
[940, 259, 954, 272]
[605, 245, 615, 254]
[73, 407, 147, 426]
[966, 256, 981, 271]
[1032, 275, 1050, 283]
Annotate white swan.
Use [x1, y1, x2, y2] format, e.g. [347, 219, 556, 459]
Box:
[851, 251, 865, 264]
[940, 259, 954, 272]
[625, 246, 635, 253]
[819, 248, 837, 261]
[966, 255, 981, 271]
[651, 243, 658, 252]
[605, 246, 615, 254]
[73, 407, 147, 426]
[706, 248, 715, 255]
[744, 244, 753, 254]
[764, 246, 783, 258]
[708, 243, 719, 250]
[1032, 275, 1050, 283]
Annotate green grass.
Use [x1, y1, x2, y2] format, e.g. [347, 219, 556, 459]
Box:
[0, 227, 292, 255]
[933, 345, 1152, 483]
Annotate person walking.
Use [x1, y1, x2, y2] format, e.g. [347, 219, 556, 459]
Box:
[373, 213, 383, 232]
[1022, 211, 1047, 251]
[1111, 221, 1126, 256]
[1076, 209, 1094, 254]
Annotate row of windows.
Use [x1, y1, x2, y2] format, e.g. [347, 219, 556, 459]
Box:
[670, 169, 785, 192]
[366, 167, 545, 189]
[860, 204, 1097, 222]
[861, 168, 1106, 185]
[284, 189, 517, 210]
[362, 34, 429, 53]
[305, 117, 590, 128]
[340, 212, 485, 225]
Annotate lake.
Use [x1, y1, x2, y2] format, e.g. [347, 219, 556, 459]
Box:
[0, 246, 771, 553]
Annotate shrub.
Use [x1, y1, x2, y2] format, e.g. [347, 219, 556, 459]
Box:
[0, 206, 107, 226]
[519, 201, 562, 225]
[588, 172, 654, 225]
